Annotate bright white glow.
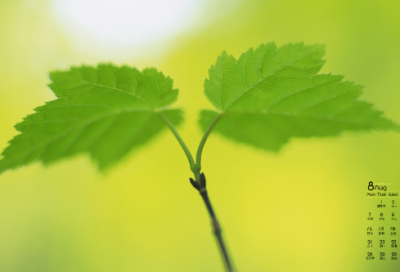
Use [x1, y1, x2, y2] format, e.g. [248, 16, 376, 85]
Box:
[52, 0, 206, 48]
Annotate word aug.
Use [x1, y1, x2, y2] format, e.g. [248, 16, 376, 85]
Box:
[368, 181, 387, 191]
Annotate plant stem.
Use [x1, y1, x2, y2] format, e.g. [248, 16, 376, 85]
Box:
[158, 112, 196, 174]
[196, 113, 223, 170]
[199, 187, 235, 272]
[159, 112, 235, 271]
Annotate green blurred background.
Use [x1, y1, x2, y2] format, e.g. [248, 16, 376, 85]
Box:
[0, 0, 399, 271]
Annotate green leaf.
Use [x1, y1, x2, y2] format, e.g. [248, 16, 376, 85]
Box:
[0, 64, 183, 174]
[200, 43, 399, 151]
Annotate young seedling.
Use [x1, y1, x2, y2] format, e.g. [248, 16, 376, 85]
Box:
[0, 43, 398, 272]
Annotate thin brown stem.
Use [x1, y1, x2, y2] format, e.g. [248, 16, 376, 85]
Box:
[200, 189, 235, 272]
[190, 173, 235, 272]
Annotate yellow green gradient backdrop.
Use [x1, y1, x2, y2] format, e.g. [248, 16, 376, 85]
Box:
[0, 0, 399, 271]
